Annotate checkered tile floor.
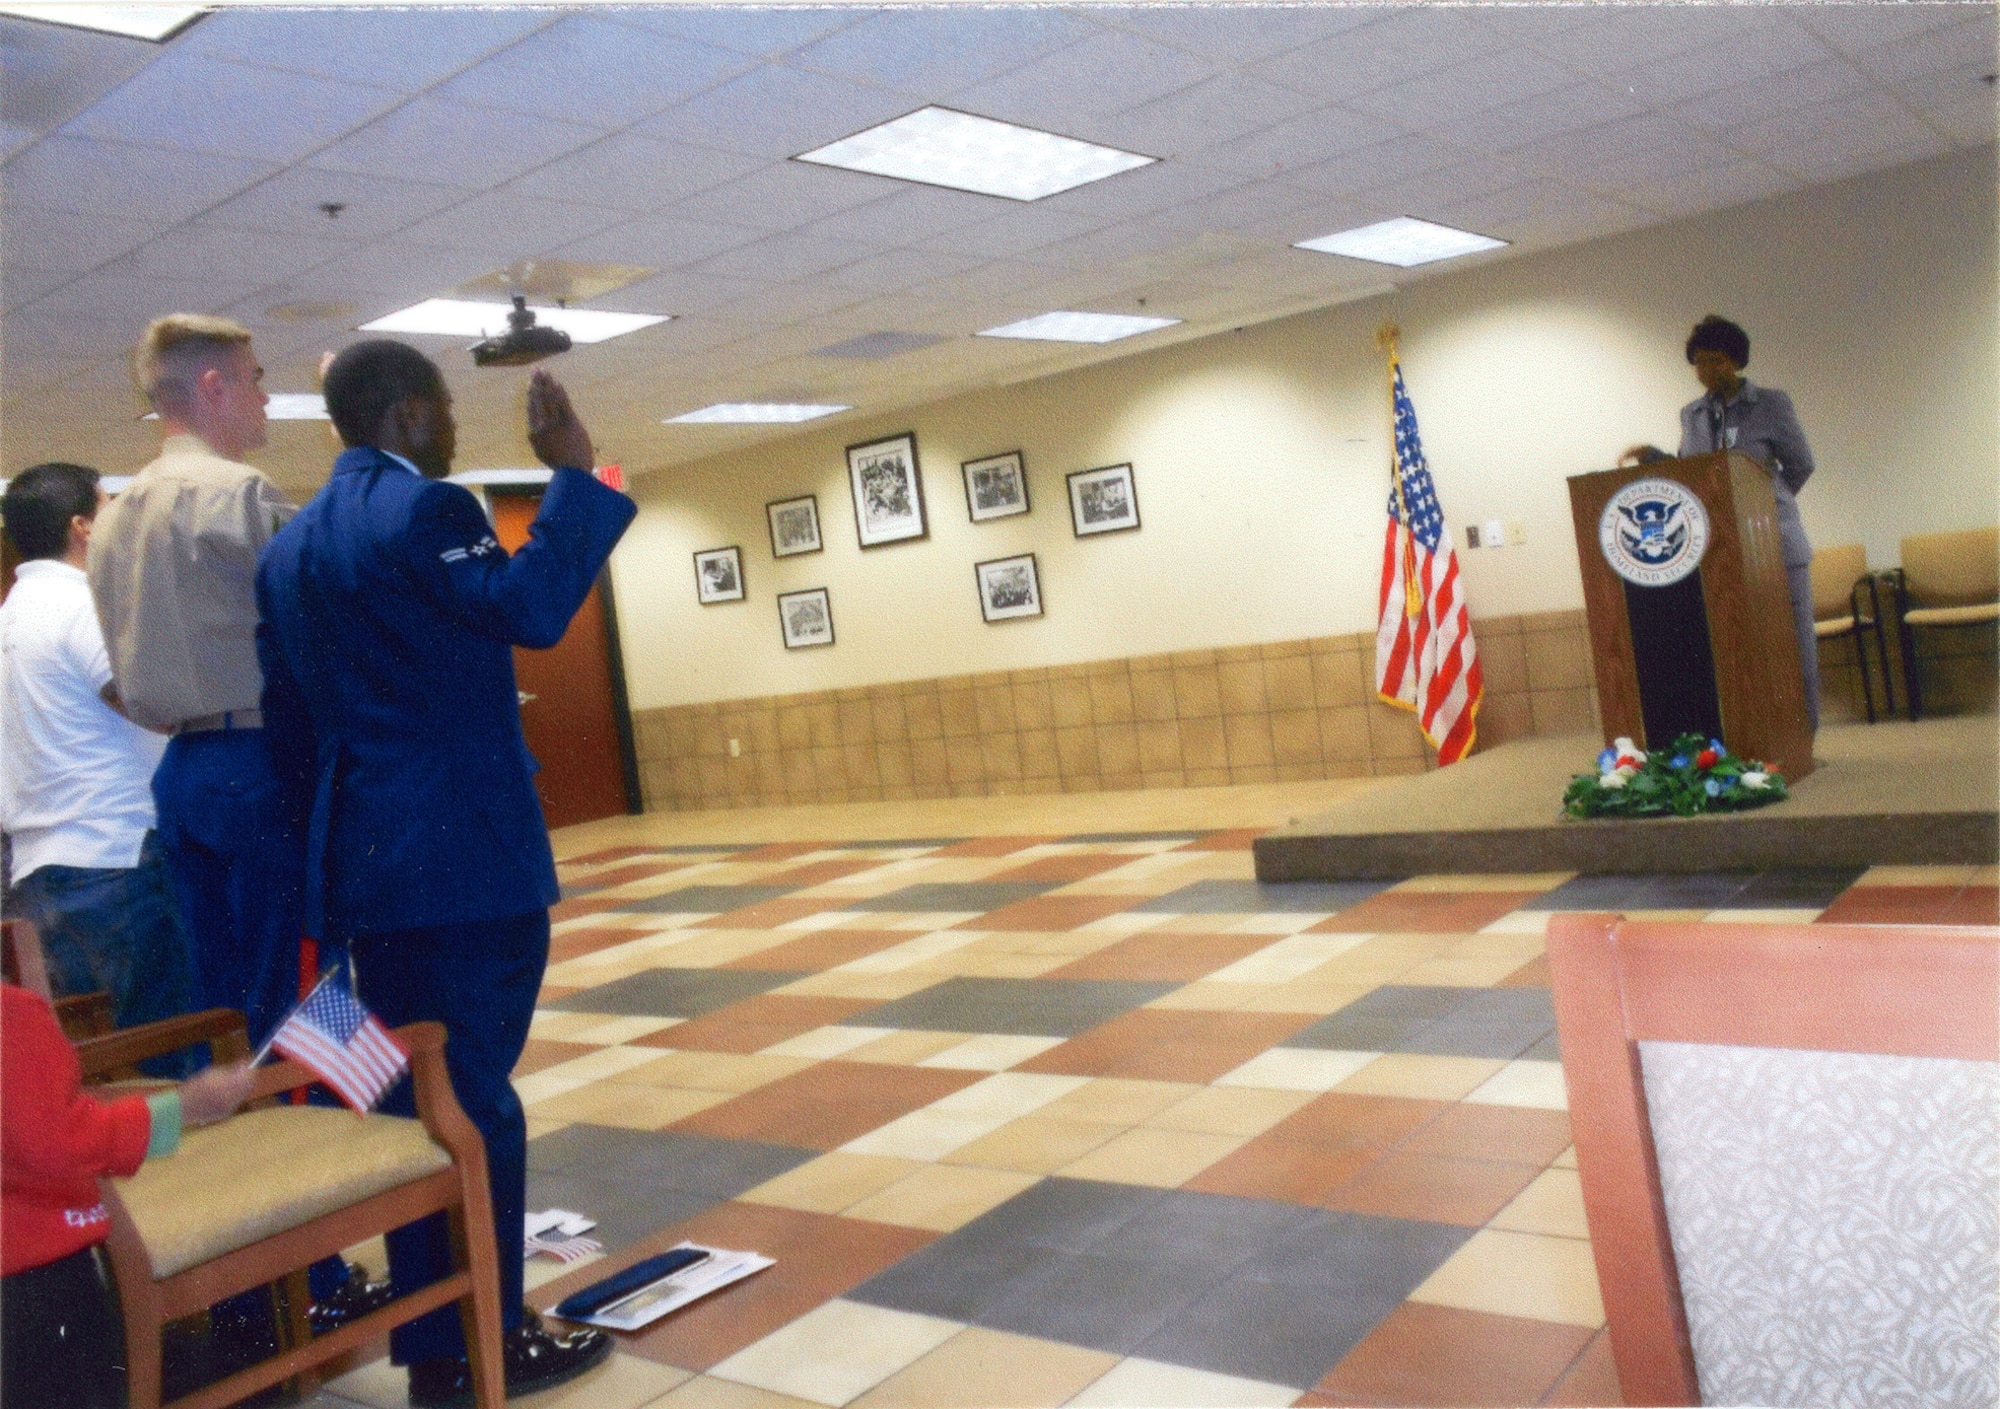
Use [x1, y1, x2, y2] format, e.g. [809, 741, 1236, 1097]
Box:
[316, 841, 1998, 1409]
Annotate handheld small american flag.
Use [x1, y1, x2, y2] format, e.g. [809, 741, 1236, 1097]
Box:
[266, 972, 409, 1112]
[1374, 354, 1482, 765]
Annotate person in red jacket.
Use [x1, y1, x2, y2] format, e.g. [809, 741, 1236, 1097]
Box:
[1, 982, 252, 1408]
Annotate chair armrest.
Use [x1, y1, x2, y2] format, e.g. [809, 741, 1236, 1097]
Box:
[76, 1008, 251, 1080]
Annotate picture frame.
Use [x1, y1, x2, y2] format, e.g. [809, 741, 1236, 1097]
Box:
[692, 546, 745, 604]
[975, 553, 1043, 623]
[766, 494, 823, 558]
[961, 450, 1029, 523]
[846, 431, 927, 548]
[1067, 462, 1140, 537]
[777, 587, 834, 649]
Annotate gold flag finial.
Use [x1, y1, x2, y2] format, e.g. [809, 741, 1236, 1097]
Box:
[1375, 321, 1401, 354]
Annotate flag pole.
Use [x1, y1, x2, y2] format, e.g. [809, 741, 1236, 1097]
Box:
[250, 963, 341, 1065]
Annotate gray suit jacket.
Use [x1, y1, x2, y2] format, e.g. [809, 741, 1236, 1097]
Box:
[1678, 381, 1814, 567]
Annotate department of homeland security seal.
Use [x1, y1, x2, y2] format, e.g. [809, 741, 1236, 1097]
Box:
[1598, 478, 1710, 587]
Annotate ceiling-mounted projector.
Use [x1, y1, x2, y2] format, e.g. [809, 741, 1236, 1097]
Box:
[471, 294, 572, 367]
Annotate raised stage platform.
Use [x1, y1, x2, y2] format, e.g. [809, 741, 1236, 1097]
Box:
[1255, 716, 1999, 880]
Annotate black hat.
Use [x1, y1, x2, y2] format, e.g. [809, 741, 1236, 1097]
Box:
[1685, 315, 1749, 369]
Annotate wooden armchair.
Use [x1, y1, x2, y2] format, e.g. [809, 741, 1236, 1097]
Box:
[76, 1014, 506, 1409]
[1547, 913, 1998, 1407]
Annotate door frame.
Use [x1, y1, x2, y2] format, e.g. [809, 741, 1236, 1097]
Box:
[478, 477, 642, 817]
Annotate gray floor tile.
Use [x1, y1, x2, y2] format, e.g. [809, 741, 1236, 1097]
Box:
[1236, 1210, 1474, 1294]
[932, 1177, 1166, 1257]
[1522, 872, 1756, 911]
[521, 1172, 718, 1255]
[1090, 1187, 1318, 1271]
[979, 1250, 1220, 1355]
[619, 884, 800, 913]
[546, 967, 803, 1017]
[846, 881, 1064, 912]
[1403, 987, 1555, 1060]
[1125, 878, 1398, 914]
[848, 1237, 1060, 1324]
[1520, 1030, 1563, 1061]
[850, 976, 1177, 1037]
[1138, 1277, 1405, 1389]
[1283, 985, 1472, 1052]
[1732, 866, 1867, 907]
[593, 1129, 816, 1197]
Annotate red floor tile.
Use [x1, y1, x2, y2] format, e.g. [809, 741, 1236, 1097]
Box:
[1017, 1008, 1315, 1082]
[1183, 1135, 1383, 1205]
[1400, 1104, 1573, 1167]
[731, 841, 835, 864]
[1309, 890, 1528, 934]
[697, 897, 846, 929]
[548, 892, 647, 924]
[761, 858, 885, 888]
[1323, 1150, 1541, 1224]
[1497, 953, 1552, 988]
[1814, 885, 1968, 924]
[1044, 931, 1276, 982]
[928, 835, 1062, 857]
[512, 1038, 598, 1077]
[548, 926, 646, 963]
[1314, 1302, 1594, 1407]
[969, 894, 1142, 931]
[1178, 828, 1267, 851]
[563, 846, 668, 867]
[567, 860, 697, 892]
[669, 1060, 983, 1149]
[1542, 1329, 1622, 1406]
[722, 929, 916, 973]
[984, 853, 1136, 884]
[641, 995, 877, 1054]
[1939, 886, 2000, 925]
[1269, 1093, 1450, 1149]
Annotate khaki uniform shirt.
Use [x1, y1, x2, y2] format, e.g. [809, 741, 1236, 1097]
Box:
[87, 435, 296, 733]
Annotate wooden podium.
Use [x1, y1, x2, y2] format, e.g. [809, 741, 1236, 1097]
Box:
[1567, 452, 1814, 779]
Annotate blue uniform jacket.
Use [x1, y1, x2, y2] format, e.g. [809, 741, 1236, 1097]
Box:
[255, 447, 636, 940]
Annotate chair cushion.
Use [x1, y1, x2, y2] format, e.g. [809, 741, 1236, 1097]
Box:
[115, 1106, 451, 1279]
[1904, 603, 2000, 627]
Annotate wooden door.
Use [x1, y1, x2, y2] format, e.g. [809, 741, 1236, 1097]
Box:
[488, 490, 638, 828]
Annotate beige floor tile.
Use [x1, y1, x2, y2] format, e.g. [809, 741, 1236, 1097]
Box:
[1040, 1078, 1201, 1126]
[913, 952, 1073, 980]
[1056, 1126, 1246, 1188]
[1388, 872, 1575, 893]
[738, 1152, 927, 1215]
[941, 1114, 1126, 1174]
[531, 1011, 615, 1040]
[1142, 981, 1271, 1011]
[617, 1051, 818, 1094]
[761, 1026, 898, 1060]
[775, 971, 949, 1002]
[1409, 1228, 1606, 1328]
[646, 1378, 830, 1409]
[1400, 954, 1535, 986]
[658, 931, 802, 967]
[775, 909, 871, 931]
[1232, 976, 1371, 1014]
[514, 1070, 592, 1107]
[1065, 1356, 1297, 1407]
[1490, 1167, 1591, 1240]
[928, 1072, 1090, 1122]
[1203, 934, 1372, 983]
[532, 1081, 728, 1128]
[523, 1116, 571, 1142]
[538, 1045, 679, 1083]
[842, 1164, 1041, 1232]
[1851, 864, 1977, 887]
[1335, 1053, 1507, 1101]
[842, 1108, 1012, 1162]
[1701, 907, 1826, 924]
[1221, 912, 1334, 934]
[1972, 865, 1999, 885]
[836, 931, 986, 973]
[842, 1030, 974, 1065]
[1552, 1144, 1579, 1169]
[849, 1326, 1117, 1409]
[1478, 910, 1553, 935]
[1463, 1059, 1569, 1110]
[709, 1299, 963, 1407]
[565, 1015, 686, 1045]
[917, 1034, 1069, 1071]
[1214, 1047, 1381, 1092]
[1074, 911, 1179, 935]
[1143, 1085, 1315, 1136]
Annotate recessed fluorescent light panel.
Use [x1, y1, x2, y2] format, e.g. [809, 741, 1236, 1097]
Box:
[977, 312, 1182, 344]
[359, 298, 667, 344]
[0, 4, 205, 40]
[145, 393, 326, 422]
[666, 403, 851, 425]
[796, 106, 1155, 202]
[1294, 216, 1507, 268]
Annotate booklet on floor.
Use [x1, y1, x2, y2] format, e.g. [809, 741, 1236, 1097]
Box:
[552, 1242, 774, 1332]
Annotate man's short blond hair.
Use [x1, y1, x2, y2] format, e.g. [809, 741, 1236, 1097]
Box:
[133, 313, 253, 413]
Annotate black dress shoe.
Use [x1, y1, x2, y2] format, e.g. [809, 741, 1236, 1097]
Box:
[406, 1315, 611, 1408]
[309, 1265, 397, 1336]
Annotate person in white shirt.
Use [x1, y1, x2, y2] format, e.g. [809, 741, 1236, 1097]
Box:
[1, 462, 195, 1050]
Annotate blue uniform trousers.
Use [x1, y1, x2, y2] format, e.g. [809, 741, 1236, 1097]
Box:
[152, 728, 305, 1047]
[353, 910, 547, 1364]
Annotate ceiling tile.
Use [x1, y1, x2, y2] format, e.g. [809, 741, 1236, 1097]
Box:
[433, 15, 756, 128]
[2, 134, 272, 222]
[1442, 83, 1650, 156]
[1895, 61, 2000, 143]
[1359, 157, 1531, 223]
[684, 232, 878, 285]
[1727, 90, 1945, 175]
[1619, 158, 1803, 219]
[916, 203, 1108, 260]
[386, 192, 633, 260]
[789, 8, 1101, 96]
[199, 166, 469, 241]
[277, 243, 494, 301]
[1616, 23, 1838, 106]
[502, 132, 764, 212]
[1496, 4, 1787, 77]
[578, 269, 762, 318]
[1, 16, 157, 133]
[635, 63, 914, 159]
[174, 7, 555, 93]
[1092, 72, 1324, 158]
[20, 268, 261, 329]
[1143, 177, 1331, 238]
[1196, 103, 1405, 178]
[116, 223, 351, 286]
[3, 203, 157, 272]
[1251, 9, 1505, 102]
[1506, 115, 1730, 185]
[1045, 159, 1246, 223]
[672, 162, 902, 233]
[1846, 12, 1998, 84]
[1285, 132, 1468, 197]
[1774, 132, 1952, 187]
[550, 213, 766, 272]
[59, 52, 402, 164]
[1347, 49, 1579, 128]
[818, 247, 985, 297]
[1095, 5, 1379, 65]
[308, 98, 600, 191]
[1795, 2, 1984, 55]
[949, 29, 1218, 125]
[3, 264, 69, 310]
[602, 8, 866, 58]
[798, 184, 1014, 243]
[1664, 61, 1876, 132]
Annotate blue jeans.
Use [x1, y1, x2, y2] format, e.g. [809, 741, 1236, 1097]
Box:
[353, 909, 548, 1363]
[10, 831, 198, 1077]
[153, 728, 306, 1048]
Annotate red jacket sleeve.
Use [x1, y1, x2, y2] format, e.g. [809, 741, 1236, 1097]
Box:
[2, 985, 150, 1187]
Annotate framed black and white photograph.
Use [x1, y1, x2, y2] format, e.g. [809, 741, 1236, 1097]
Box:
[975, 553, 1043, 623]
[766, 494, 823, 558]
[846, 432, 927, 548]
[777, 588, 834, 649]
[1067, 462, 1141, 537]
[961, 451, 1029, 523]
[692, 546, 745, 604]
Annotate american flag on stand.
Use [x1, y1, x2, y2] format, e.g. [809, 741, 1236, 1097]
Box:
[265, 972, 409, 1112]
[1374, 357, 1482, 765]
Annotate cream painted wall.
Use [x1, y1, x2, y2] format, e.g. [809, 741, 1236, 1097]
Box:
[610, 146, 1996, 712]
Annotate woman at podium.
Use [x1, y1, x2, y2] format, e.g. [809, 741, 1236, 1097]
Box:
[1624, 315, 1819, 729]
